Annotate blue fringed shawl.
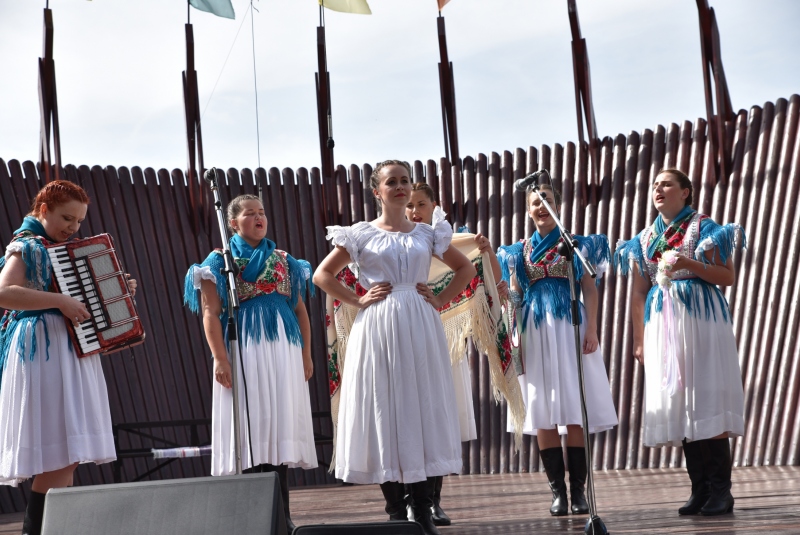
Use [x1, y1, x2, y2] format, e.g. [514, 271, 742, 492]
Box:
[613, 216, 746, 325]
[183, 249, 314, 349]
[0, 229, 60, 387]
[498, 233, 610, 329]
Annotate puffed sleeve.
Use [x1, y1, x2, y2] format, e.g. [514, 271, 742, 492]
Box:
[183, 251, 226, 314]
[614, 232, 647, 278]
[575, 234, 611, 284]
[2, 237, 52, 291]
[286, 254, 315, 307]
[431, 209, 454, 258]
[496, 242, 523, 284]
[326, 225, 360, 265]
[695, 218, 746, 265]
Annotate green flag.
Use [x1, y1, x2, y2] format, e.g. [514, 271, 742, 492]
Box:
[189, 0, 235, 20]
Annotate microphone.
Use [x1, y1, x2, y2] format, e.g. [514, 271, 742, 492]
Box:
[204, 167, 217, 184]
[513, 169, 549, 191]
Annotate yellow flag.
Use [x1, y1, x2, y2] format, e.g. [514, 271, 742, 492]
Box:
[319, 0, 372, 15]
[438, 0, 452, 10]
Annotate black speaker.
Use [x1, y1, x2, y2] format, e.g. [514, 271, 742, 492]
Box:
[40, 473, 287, 535]
[293, 522, 423, 534]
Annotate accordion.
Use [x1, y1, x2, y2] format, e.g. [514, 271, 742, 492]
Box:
[46, 234, 145, 357]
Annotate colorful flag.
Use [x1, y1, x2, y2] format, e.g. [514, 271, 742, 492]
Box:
[189, 0, 235, 20]
[318, 0, 372, 15]
[438, 0, 452, 10]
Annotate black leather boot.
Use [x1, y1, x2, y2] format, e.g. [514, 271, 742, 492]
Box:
[410, 478, 441, 535]
[678, 439, 710, 515]
[380, 481, 409, 521]
[269, 464, 296, 533]
[430, 475, 451, 526]
[540, 447, 569, 516]
[22, 491, 46, 535]
[700, 439, 735, 516]
[404, 483, 414, 523]
[566, 447, 589, 515]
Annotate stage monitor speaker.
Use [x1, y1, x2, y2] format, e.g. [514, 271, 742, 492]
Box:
[293, 522, 423, 534]
[40, 473, 287, 535]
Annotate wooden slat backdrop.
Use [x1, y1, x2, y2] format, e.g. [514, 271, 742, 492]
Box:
[1, 95, 799, 513]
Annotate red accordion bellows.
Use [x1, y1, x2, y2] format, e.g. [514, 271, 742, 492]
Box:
[46, 234, 145, 357]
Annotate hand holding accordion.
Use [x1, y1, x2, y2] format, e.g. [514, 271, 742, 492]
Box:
[47, 234, 145, 357]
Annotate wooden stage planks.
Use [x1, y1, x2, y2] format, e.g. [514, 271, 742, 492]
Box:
[287, 467, 800, 534]
[1, 467, 797, 534]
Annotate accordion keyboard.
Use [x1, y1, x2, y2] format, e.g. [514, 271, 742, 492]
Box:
[46, 234, 144, 357]
[49, 248, 104, 353]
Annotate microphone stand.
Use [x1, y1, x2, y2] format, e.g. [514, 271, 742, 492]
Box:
[530, 177, 609, 535]
[205, 168, 245, 475]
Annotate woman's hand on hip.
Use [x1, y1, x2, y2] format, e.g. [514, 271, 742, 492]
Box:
[418, 283, 445, 310]
[357, 282, 392, 309]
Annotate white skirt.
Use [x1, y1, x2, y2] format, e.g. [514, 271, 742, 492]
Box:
[642, 286, 744, 447]
[0, 313, 116, 486]
[211, 316, 318, 475]
[335, 286, 463, 484]
[508, 307, 618, 436]
[452, 356, 477, 442]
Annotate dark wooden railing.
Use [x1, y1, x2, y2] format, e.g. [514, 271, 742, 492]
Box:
[1, 95, 798, 514]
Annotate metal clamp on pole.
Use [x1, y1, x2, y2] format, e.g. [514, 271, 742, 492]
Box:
[527, 170, 608, 535]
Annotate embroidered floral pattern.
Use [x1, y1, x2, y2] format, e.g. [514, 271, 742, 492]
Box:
[523, 239, 569, 283]
[495, 306, 514, 375]
[327, 266, 366, 397]
[429, 256, 485, 313]
[335, 266, 367, 297]
[327, 339, 340, 396]
[640, 214, 708, 284]
[214, 249, 293, 302]
[646, 214, 695, 261]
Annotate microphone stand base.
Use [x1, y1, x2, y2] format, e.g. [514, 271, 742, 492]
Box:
[584, 515, 608, 535]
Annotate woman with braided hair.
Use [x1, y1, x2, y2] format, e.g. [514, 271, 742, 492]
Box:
[314, 160, 475, 535]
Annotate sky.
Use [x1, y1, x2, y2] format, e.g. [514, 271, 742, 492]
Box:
[0, 0, 798, 173]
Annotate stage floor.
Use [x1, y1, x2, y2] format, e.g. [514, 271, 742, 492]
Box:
[2, 467, 798, 534]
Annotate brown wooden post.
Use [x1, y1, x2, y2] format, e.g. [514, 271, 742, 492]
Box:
[183, 23, 206, 235]
[567, 0, 600, 187]
[38, 7, 62, 183]
[316, 12, 336, 226]
[696, 0, 735, 183]
[437, 13, 460, 165]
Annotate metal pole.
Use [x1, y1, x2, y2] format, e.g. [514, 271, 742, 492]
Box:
[530, 172, 608, 534]
[205, 169, 244, 474]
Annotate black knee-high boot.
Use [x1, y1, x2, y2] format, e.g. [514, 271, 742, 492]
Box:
[22, 491, 46, 535]
[380, 481, 409, 521]
[539, 447, 569, 516]
[430, 475, 451, 526]
[679, 439, 710, 515]
[409, 478, 440, 535]
[699, 439, 734, 516]
[266, 464, 295, 533]
[566, 447, 589, 515]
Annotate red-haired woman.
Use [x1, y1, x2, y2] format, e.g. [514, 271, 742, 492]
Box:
[0, 181, 135, 535]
